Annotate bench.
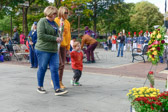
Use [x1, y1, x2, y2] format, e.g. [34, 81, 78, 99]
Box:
[132, 45, 148, 63]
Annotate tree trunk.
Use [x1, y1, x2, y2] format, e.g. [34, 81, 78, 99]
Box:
[10, 14, 12, 37]
[54, 0, 61, 8]
[93, 1, 97, 33]
[25, 7, 29, 36]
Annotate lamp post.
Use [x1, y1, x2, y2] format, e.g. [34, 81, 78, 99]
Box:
[75, 9, 83, 37]
[164, 0, 168, 70]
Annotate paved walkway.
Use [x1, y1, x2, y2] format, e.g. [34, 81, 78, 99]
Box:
[0, 48, 167, 112]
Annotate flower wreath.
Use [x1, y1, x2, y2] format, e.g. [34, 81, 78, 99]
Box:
[147, 27, 166, 65]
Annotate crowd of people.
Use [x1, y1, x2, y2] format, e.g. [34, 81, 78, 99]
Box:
[103, 30, 151, 57]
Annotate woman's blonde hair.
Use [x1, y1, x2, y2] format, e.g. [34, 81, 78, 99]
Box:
[31, 24, 36, 31]
[44, 6, 57, 17]
[58, 6, 69, 19]
[73, 41, 80, 48]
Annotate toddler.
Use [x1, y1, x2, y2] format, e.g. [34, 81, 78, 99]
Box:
[70, 41, 83, 86]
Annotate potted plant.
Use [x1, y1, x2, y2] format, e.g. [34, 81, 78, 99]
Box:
[127, 87, 168, 112]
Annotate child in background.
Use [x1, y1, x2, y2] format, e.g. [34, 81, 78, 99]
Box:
[66, 36, 77, 64]
[70, 41, 83, 86]
[102, 42, 108, 51]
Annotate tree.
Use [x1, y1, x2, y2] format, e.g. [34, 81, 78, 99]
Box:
[61, 0, 92, 31]
[24, 0, 49, 35]
[130, 1, 164, 34]
[87, 0, 124, 33]
[54, 0, 61, 8]
[0, 16, 11, 33]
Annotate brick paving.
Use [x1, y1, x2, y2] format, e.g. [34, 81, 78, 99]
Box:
[3, 59, 168, 80]
[2, 48, 168, 80]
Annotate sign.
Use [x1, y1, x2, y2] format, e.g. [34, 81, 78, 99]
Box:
[75, 9, 83, 13]
[18, 1, 29, 7]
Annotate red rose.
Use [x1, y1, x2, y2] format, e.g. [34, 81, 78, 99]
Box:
[158, 29, 160, 31]
[157, 47, 160, 51]
[151, 105, 154, 110]
[161, 40, 165, 44]
[148, 71, 153, 74]
[25, 49, 29, 52]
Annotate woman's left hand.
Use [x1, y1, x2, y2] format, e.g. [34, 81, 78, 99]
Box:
[56, 37, 62, 43]
[66, 50, 70, 55]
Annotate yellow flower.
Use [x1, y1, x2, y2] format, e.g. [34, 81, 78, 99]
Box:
[139, 91, 143, 94]
[146, 95, 150, 97]
[153, 92, 157, 95]
[140, 95, 144, 97]
[132, 88, 136, 91]
[152, 58, 155, 61]
[150, 94, 156, 97]
[153, 88, 157, 91]
[152, 47, 156, 50]
[153, 31, 157, 35]
[135, 95, 139, 98]
[157, 89, 160, 92]
[152, 51, 157, 55]
[152, 35, 155, 38]
[146, 90, 150, 93]
[157, 34, 161, 39]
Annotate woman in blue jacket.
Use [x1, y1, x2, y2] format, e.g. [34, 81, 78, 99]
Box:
[28, 22, 38, 68]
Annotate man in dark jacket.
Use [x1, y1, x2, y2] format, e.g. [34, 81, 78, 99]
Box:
[12, 27, 20, 44]
[117, 32, 125, 57]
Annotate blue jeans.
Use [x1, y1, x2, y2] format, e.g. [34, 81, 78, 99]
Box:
[29, 46, 38, 67]
[35, 49, 60, 90]
[117, 43, 124, 57]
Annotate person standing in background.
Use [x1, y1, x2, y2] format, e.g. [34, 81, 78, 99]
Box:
[126, 32, 132, 52]
[107, 35, 112, 50]
[28, 22, 38, 68]
[54, 6, 71, 89]
[137, 32, 145, 50]
[132, 32, 138, 49]
[123, 33, 127, 51]
[117, 32, 125, 57]
[20, 33, 25, 44]
[144, 31, 150, 46]
[111, 33, 117, 52]
[12, 27, 20, 44]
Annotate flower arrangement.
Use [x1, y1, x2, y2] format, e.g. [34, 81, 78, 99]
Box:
[58, 18, 64, 50]
[127, 87, 168, 112]
[147, 71, 154, 88]
[127, 87, 160, 101]
[28, 36, 32, 41]
[147, 27, 166, 65]
[133, 96, 162, 112]
[158, 91, 168, 111]
[28, 36, 33, 50]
